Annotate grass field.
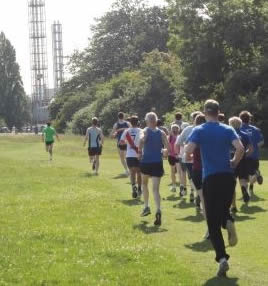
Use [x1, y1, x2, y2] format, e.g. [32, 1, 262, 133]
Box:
[0, 135, 267, 286]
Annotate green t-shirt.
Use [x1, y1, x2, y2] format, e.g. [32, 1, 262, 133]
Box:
[43, 126, 56, 142]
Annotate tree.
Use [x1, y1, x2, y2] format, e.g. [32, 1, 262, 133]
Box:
[0, 32, 30, 129]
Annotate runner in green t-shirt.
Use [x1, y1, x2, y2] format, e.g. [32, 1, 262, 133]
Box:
[42, 122, 59, 161]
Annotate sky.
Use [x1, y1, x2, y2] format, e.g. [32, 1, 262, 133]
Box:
[0, 0, 165, 95]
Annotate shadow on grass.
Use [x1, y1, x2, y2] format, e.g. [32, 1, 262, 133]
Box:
[118, 199, 143, 206]
[80, 172, 96, 178]
[133, 221, 168, 234]
[203, 277, 239, 286]
[113, 174, 128, 179]
[233, 214, 256, 222]
[240, 204, 266, 215]
[178, 213, 204, 223]
[173, 199, 194, 209]
[185, 239, 213, 253]
[165, 194, 180, 202]
[250, 194, 266, 202]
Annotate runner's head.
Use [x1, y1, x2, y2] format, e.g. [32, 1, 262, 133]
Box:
[175, 112, 182, 121]
[171, 124, 180, 135]
[218, 113, 225, 123]
[129, 116, 139, 127]
[92, 117, 99, 126]
[229, 116, 242, 130]
[47, 122, 51, 127]
[157, 119, 163, 127]
[191, 111, 201, 123]
[194, 113, 206, 126]
[145, 112, 158, 128]
[204, 99, 220, 120]
[239, 110, 252, 124]
[118, 112, 124, 120]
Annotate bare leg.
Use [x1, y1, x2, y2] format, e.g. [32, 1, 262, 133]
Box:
[95, 155, 100, 174]
[136, 169, 142, 188]
[142, 175, 150, 208]
[171, 165, 176, 186]
[152, 177, 161, 213]
[130, 168, 136, 185]
[49, 144, 53, 160]
[198, 189, 207, 220]
[118, 149, 128, 174]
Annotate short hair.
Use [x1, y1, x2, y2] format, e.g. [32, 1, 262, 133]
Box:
[171, 124, 180, 132]
[130, 116, 139, 127]
[157, 119, 163, 127]
[118, 112, 124, 120]
[204, 99, 220, 116]
[218, 113, 225, 122]
[145, 112, 158, 122]
[92, 117, 98, 126]
[239, 111, 252, 124]
[229, 116, 242, 129]
[195, 114, 206, 126]
[175, 112, 182, 121]
[191, 111, 201, 120]
[47, 122, 51, 127]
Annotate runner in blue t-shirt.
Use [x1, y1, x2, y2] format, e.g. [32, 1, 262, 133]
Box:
[185, 99, 244, 278]
[229, 117, 254, 211]
[111, 112, 131, 176]
[240, 111, 264, 195]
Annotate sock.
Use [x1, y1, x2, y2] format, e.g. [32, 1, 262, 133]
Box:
[219, 258, 227, 264]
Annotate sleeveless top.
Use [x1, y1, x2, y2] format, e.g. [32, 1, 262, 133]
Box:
[116, 121, 129, 142]
[88, 127, 101, 148]
[141, 128, 163, 163]
[168, 135, 178, 157]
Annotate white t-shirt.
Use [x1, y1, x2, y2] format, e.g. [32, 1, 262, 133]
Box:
[121, 128, 141, 158]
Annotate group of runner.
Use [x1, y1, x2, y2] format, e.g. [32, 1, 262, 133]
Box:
[41, 99, 264, 278]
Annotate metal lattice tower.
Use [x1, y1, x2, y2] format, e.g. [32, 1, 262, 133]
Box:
[28, 0, 49, 108]
[52, 21, 64, 91]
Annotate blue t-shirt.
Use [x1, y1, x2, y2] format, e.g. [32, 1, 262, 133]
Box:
[230, 129, 250, 158]
[141, 128, 163, 163]
[188, 122, 239, 179]
[240, 124, 263, 159]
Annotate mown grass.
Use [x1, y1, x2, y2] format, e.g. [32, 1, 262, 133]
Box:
[0, 135, 267, 286]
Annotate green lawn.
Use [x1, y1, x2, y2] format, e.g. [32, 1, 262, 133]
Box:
[0, 135, 267, 286]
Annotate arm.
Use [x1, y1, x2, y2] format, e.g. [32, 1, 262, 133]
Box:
[185, 142, 197, 157]
[100, 129, 104, 146]
[119, 130, 127, 145]
[161, 131, 171, 154]
[110, 123, 118, 138]
[246, 143, 254, 157]
[231, 139, 245, 168]
[83, 129, 89, 147]
[138, 129, 147, 160]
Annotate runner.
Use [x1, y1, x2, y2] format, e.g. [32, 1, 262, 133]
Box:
[185, 99, 244, 277]
[176, 111, 201, 201]
[138, 112, 170, 226]
[120, 116, 142, 198]
[229, 117, 254, 210]
[42, 122, 59, 161]
[111, 112, 131, 176]
[168, 124, 181, 192]
[187, 113, 209, 238]
[240, 111, 264, 196]
[157, 119, 169, 136]
[83, 117, 104, 175]
[218, 113, 226, 123]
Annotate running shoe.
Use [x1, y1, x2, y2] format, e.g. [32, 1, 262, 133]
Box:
[242, 189, 250, 203]
[217, 260, 229, 277]
[190, 192, 195, 203]
[179, 186, 185, 197]
[141, 207, 151, 217]
[132, 186, 138, 199]
[154, 211, 162, 226]
[226, 220, 238, 247]
[256, 170, 263, 185]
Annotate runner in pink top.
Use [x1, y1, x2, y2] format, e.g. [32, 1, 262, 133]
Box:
[168, 124, 181, 192]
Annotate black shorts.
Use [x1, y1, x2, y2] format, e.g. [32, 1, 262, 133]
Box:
[126, 157, 140, 169]
[234, 158, 248, 180]
[88, 147, 102, 156]
[168, 156, 180, 166]
[45, 141, 54, 146]
[181, 162, 193, 180]
[192, 170, 202, 190]
[118, 143, 127, 151]
[140, 162, 164, 177]
[246, 158, 259, 176]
